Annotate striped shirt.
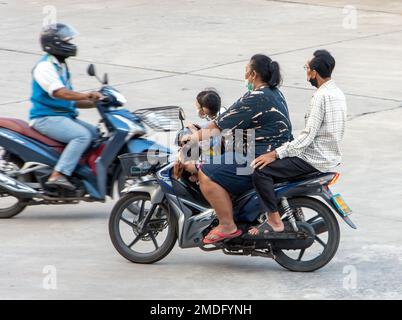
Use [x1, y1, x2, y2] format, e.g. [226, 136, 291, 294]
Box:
[275, 79, 347, 172]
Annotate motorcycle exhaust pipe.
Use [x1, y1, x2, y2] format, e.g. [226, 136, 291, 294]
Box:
[0, 172, 40, 198]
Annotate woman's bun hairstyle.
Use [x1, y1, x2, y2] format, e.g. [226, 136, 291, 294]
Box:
[250, 54, 282, 89]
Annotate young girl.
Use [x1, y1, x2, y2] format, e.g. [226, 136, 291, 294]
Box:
[173, 89, 225, 179]
[195, 89, 224, 121]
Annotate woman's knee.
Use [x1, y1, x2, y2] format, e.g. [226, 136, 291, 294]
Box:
[198, 170, 218, 192]
[198, 170, 211, 186]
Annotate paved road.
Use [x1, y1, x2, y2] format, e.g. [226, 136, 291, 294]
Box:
[0, 0, 401, 299]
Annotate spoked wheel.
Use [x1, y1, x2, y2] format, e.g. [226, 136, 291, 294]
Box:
[0, 148, 28, 218]
[274, 197, 340, 272]
[109, 192, 177, 264]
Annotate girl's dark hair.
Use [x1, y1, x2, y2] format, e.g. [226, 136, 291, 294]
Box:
[196, 89, 221, 116]
[249, 54, 282, 89]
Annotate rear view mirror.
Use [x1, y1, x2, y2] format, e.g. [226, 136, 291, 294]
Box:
[87, 64, 107, 85]
[103, 73, 109, 85]
[179, 109, 186, 121]
[179, 108, 185, 129]
[87, 64, 96, 77]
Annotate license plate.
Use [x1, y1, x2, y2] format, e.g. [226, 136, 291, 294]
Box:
[332, 194, 352, 216]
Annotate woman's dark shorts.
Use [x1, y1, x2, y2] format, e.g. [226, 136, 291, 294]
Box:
[199, 153, 254, 195]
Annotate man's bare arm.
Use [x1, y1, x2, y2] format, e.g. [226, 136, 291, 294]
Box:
[53, 88, 90, 101]
[53, 88, 104, 109]
[75, 100, 96, 109]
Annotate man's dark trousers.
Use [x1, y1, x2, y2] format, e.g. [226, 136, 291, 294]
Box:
[252, 157, 318, 213]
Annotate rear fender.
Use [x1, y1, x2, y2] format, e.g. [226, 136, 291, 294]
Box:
[278, 184, 357, 229]
[0, 128, 102, 198]
[0, 128, 60, 165]
[0, 172, 39, 198]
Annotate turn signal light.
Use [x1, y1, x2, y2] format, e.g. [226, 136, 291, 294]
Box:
[328, 173, 340, 186]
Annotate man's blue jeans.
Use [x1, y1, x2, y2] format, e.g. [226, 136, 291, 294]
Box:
[32, 116, 98, 176]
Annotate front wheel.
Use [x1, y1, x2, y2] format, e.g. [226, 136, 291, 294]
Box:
[274, 197, 340, 272]
[109, 192, 177, 264]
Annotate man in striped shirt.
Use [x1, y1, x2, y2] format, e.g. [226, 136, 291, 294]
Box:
[249, 50, 347, 235]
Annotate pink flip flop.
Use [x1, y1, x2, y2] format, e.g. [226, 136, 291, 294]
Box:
[203, 228, 242, 244]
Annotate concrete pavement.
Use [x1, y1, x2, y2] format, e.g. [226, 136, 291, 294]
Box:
[0, 0, 401, 299]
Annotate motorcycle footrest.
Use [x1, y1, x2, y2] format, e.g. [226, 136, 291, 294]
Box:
[241, 231, 304, 241]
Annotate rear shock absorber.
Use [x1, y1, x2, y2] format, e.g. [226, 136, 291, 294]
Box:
[281, 197, 298, 232]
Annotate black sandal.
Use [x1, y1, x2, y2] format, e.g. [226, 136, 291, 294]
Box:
[248, 220, 284, 236]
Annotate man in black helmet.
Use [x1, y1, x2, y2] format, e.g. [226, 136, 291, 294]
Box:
[29, 23, 103, 190]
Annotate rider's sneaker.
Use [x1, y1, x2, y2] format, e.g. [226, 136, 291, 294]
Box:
[45, 176, 76, 191]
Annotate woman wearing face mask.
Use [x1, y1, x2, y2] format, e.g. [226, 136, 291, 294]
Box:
[180, 54, 293, 244]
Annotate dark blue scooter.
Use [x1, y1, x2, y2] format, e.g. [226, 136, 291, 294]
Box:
[0, 64, 174, 218]
[109, 125, 356, 272]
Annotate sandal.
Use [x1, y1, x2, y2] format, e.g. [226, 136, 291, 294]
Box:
[248, 220, 284, 236]
[45, 176, 75, 191]
[203, 227, 242, 245]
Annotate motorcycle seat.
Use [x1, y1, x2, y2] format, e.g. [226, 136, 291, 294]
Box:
[274, 171, 335, 186]
[232, 171, 333, 204]
[0, 117, 65, 148]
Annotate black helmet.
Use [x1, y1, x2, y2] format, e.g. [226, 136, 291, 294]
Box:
[40, 23, 78, 58]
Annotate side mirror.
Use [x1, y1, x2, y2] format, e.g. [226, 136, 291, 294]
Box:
[179, 108, 185, 129]
[103, 73, 109, 85]
[179, 109, 186, 121]
[87, 64, 96, 77]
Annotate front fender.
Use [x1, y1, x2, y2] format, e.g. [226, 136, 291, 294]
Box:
[123, 178, 164, 204]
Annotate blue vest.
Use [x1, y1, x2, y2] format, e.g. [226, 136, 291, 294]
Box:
[29, 54, 78, 120]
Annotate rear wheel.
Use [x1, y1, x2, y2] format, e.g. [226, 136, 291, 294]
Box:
[0, 148, 28, 218]
[274, 197, 340, 272]
[109, 192, 177, 264]
[0, 195, 28, 218]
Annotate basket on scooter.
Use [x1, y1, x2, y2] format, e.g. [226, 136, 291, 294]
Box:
[118, 152, 169, 177]
[132, 106, 184, 132]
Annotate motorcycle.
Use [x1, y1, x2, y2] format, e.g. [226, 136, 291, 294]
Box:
[0, 64, 176, 218]
[109, 120, 356, 272]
